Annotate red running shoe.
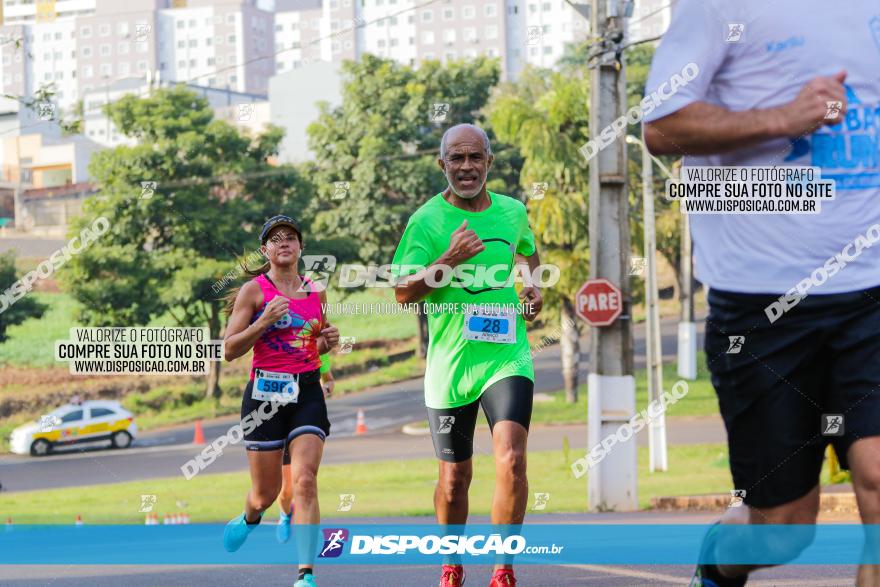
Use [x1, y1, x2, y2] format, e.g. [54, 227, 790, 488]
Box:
[439, 564, 465, 587]
[489, 569, 516, 586]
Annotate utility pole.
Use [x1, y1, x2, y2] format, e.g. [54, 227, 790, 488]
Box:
[586, 0, 637, 512]
[677, 159, 697, 380]
[642, 139, 667, 472]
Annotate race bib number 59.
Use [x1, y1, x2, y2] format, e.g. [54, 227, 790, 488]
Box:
[253, 369, 299, 404]
[463, 305, 516, 344]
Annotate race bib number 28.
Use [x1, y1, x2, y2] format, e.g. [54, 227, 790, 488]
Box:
[463, 305, 515, 344]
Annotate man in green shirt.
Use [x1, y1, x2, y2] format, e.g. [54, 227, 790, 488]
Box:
[393, 123, 543, 587]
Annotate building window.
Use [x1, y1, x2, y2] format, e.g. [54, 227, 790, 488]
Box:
[82, 46, 92, 57]
[227, 34, 236, 44]
[485, 25, 498, 39]
[53, 32, 61, 40]
[118, 42, 129, 54]
[100, 44, 111, 56]
[118, 22, 129, 36]
[100, 63, 112, 76]
[423, 31, 434, 44]
[464, 27, 476, 41]
[177, 21, 184, 29]
[178, 60, 186, 68]
[119, 62, 130, 76]
[81, 26, 92, 38]
[138, 61, 147, 71]
[377, 39, 385, 48]
[390, 38, 398, 47]
[442, 8, 454, 20]
[99, 24, 110, 36]
[177, 40, 185, 48]
[421, 10, 433, 22]
[543, 46, 552, 55]
[189, 59, 196, 67]
[485, 3, 497, 17]
[188, 39, 197, 47]
[462, 5, 475, 19]
[83, 65, 93, 78]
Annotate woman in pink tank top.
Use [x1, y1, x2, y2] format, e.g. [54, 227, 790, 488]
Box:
[220, 215, 339, 586]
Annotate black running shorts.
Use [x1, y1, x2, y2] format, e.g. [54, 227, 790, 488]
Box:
[426, 376, 534, 463]
[241, 368, 330, 452]
[705, 286, 880, 508]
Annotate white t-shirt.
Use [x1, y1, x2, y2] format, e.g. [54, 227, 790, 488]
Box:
[644, 0, 880, 295]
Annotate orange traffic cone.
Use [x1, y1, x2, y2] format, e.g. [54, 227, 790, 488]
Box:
[193, 421, 205, 445]
[355, 410, 367, 435]
[75, 515, 83, 526]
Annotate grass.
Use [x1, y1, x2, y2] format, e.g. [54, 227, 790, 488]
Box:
[406, 351, 719, 431]
[0, 444, 733, 523]
[0, 292, 80, 367]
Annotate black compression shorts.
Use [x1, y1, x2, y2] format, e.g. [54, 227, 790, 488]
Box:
[426, 375, 534, 463]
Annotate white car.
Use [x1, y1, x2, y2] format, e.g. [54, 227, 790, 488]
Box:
[10, 400, 138, 456]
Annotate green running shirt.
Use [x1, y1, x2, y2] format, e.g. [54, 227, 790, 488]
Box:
[392, 191, 537, 409]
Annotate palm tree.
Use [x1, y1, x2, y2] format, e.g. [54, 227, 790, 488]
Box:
[487, 67, 590, 402]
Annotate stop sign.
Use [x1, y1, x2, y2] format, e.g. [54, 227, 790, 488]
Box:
[576, 279, 623, 327]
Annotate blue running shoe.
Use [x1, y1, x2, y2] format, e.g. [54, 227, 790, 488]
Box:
[294, 573, 317, 587]
[689, 523, 746, 587]
[223, 511, 262, 552]
[276, 511, 292, 543]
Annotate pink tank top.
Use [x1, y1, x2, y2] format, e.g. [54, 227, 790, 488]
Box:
[250, 273, 323, 379]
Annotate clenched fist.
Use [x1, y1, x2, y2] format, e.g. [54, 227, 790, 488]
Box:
[777, 71, 847, 137]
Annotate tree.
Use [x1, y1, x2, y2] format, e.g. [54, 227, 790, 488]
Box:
[621, 44, 684, 302]
[0, 252, 47, 345]
[61, 86, 317, 398]
[307, 55, 506, 356]
[487, 66, 590, 403]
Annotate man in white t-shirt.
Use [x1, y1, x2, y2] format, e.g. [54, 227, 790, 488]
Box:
[644, 1, 880, 585]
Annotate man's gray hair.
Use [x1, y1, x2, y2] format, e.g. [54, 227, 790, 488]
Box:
[439, 123, 493, 160]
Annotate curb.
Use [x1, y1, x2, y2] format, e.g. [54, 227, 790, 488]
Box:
[651, 490, 858, 514]
[401, 422, 431, 436]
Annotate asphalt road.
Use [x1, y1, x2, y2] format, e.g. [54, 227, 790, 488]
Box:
[0, 235, 66, 258]
[0, 317, 707, 492]
[0, 513, 858, 586]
